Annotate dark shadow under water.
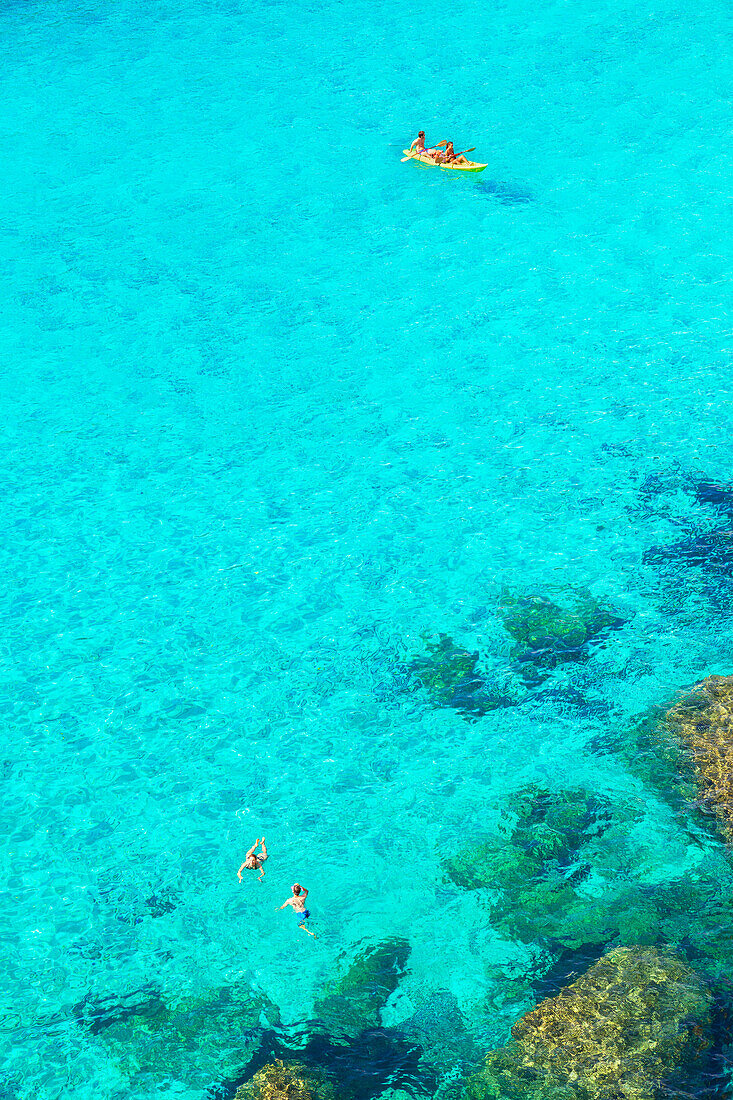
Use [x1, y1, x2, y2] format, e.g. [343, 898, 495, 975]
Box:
[210, 1026, 431, 1100]
[474, 179, 533, 204]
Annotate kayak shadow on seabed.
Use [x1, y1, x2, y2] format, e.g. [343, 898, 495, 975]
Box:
[473, 179, 533, 204]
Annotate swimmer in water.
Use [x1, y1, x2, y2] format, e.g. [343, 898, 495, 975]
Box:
[276, 883, 316, 937]
[238, 837, 268, 881]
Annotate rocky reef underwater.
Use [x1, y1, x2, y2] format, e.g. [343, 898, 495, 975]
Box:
[64, 531, 733, 1100]
[640, 472, 733, 610]
[68, 660, 733, 1100]
[403, 586, 627, 720]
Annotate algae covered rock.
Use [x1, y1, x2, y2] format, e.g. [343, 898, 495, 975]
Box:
[235, 1060, 342, 1100]
[84, 980, 272, 1090]
[499, 590, 625, 681]
[655, 870, 733, 979]
[693, 479, 733, 515]
[446, 839, 536, 893]
[603, 706, 701, 819]
[314, 938, 411, 1037]
[465, 947, 712, 1100]
[610, 676, 733, 846]
[662, 674, 733, 842]
[445, 785, 610, 894]
[444, 786, 647, 951]
[408, 634, 515, 718]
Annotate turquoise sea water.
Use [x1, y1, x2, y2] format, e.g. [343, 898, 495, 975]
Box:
[4, 0, 733, 1096]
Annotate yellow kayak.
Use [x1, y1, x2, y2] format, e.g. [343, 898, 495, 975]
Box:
[402, 149, 487, 173]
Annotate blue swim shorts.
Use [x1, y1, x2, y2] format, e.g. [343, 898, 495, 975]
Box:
[295, 909, 310, 921]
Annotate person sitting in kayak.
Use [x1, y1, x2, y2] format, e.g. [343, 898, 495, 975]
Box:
[437, 141, 469, 165]
[409, 131, 446, 159]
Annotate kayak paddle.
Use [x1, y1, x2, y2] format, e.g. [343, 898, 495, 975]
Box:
[401, 146, 476, 162]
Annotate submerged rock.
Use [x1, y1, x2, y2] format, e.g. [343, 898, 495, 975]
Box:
[464, 947, 713, 1100]
[408, 635, 516, 718]
[662, 674, 733, 843]
[300, 1028, 426, 1098]
[640, 473, 733, 600]
[445, 785, 612, 893]
[444, 786, 650, 951]
[610, 675, 733, 850]
[693, 479, 733, 515]
[235, 1060, 342, 1100]
[639, 470, 733, 518]
[82, 980, 273, 1090]
[600, 706, 701, 820]
[314, 938, 411, 1038]
[498, 590, 625, 681]
[72, 984, 166, 1035]
[655, 872, 733, 981]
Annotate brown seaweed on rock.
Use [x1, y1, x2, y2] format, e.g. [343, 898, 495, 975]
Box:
[235, 1060, 344, 1100]
[464, 947, 713, 1100]
[662, 674, 733, 843]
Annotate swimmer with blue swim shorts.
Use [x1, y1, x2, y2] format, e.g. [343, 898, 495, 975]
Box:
[277, 883, 316, 937]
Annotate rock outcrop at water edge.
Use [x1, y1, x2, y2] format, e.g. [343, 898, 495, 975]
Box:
[464, 946, 713, 1100]
[662, 674, 733, 843]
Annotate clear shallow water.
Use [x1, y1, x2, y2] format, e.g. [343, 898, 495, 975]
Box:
[3, 0, 733, 1096]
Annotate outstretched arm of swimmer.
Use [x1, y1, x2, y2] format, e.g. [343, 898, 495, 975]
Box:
[276, 898, 293, 910]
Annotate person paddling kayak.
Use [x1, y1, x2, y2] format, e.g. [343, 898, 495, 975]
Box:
[435, 141, 469, 166]
[409, 131, 447, 159]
